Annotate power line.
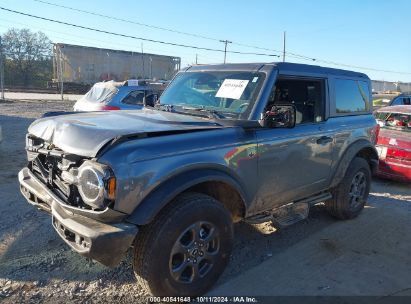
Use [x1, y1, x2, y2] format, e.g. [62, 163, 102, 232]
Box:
[0, 6, 280, 58]
[295, 56, 411, 75]
[30, 0, 291, 59]
[2, 5, 411, 75]
[0, 18, 219, 62]
[32, 0, 287, 56]
[0, 6, 325, 64]
[28, 0, 411, 75]
[0, 20, 230, 65]
[33, 0, 394, 70]
[33, 0, 222, 42]
[0, 18, 181, 57]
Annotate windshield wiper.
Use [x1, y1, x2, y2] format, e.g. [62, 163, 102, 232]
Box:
[181, 106, 226, 119]
[154, 103, 210, 119]
[154, 103, 225, 119]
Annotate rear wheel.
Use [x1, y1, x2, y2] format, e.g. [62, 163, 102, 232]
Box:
[325, 157, 371, 219]
[133, 192, 233, 296]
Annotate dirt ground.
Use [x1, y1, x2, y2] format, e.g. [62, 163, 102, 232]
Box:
[0, 99, 410, 303]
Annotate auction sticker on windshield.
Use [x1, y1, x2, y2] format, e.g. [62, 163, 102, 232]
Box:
[216, 79, 249, 99]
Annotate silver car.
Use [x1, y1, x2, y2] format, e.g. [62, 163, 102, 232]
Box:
[73, 80, 161, 111]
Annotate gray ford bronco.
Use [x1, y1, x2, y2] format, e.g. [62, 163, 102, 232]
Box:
[19, 62, 379, 296]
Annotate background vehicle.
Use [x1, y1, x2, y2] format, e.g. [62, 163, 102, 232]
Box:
[374, 105, 411, 182]
[19, 62, 378, 296]
[73, 79, 164, 111]
[389, 93, 411, 106]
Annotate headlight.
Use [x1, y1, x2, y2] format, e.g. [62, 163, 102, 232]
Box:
[77, 161, 115, 209]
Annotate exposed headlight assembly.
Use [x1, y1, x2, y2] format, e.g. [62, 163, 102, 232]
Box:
[77, 160, 116, 210]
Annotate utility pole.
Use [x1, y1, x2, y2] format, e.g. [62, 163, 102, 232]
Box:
[219, 39, 232, 64]
[282, 31, 286, 62]
[58, 45, 64, 101]
[106, 52, 110, 80]
[0, 36, 4, 101]
[141, 42, 145, 79]
[149, 57, 152, 79]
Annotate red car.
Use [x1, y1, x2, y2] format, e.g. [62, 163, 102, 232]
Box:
[374, 105, 411, 182]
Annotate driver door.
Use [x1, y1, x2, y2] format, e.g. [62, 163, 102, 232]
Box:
[255, 76, 334, 211]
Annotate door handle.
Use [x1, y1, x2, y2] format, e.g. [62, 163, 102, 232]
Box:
[316, 136, 333, 144]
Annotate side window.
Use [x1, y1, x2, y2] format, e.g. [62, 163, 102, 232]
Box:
[391, 97, 403, 106]
[335, 79, 370, 113]
[403, 97, 411, 105]
[266, 78, 325, 124]
[122, 90, 145, 105]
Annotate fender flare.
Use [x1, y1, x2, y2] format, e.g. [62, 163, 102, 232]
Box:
[330, 139, 378, 188]
[126, 169, 249, 225]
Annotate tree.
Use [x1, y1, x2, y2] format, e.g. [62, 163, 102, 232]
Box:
[2, 28, 52, 86]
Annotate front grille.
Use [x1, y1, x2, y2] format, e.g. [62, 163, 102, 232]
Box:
[31, 153, 69, 198]
[27, 139, 91, 210]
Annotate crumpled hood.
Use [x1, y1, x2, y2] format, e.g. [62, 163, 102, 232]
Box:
[29, 109, 223, 157]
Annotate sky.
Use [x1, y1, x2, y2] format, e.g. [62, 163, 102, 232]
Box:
[0, 0, 410, 82]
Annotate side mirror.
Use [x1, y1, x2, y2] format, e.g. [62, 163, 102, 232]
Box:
[259, 104, 296, 128]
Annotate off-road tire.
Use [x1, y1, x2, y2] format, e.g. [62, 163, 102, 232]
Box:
[133, 192, 233, 296]
[325, 157, 371, 219]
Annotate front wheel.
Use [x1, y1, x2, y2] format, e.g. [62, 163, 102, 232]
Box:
[133, 192, 233, 296]
[325, 157, 371, 219]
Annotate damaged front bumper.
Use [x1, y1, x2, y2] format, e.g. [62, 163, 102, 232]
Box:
[18, 167, 138, 267]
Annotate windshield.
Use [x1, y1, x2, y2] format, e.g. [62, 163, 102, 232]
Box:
[83, 82, 119, 103]
[375, 111, 411, 132]
[159, 71, 266, 119]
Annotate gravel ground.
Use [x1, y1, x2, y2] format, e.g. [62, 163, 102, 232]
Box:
[0, 99, 410, 303]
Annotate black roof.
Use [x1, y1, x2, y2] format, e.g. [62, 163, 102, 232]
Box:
[187, 62, 369, 79]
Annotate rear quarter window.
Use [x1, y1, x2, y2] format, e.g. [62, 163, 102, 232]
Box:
[335, 79, 370, 114]
[122, 90, 145, 105]
[375, 111, 411, 132]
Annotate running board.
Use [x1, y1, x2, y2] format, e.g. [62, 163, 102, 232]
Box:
[294, 192, 332, 206]
[245, 192, 332, 227]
